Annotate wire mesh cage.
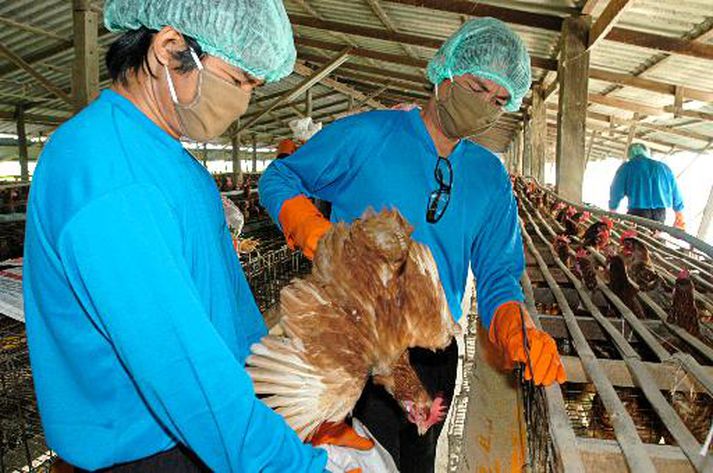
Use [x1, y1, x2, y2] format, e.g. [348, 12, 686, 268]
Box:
[0, 317, 54, 473]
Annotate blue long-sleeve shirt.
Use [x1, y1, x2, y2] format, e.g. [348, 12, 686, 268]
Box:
[23, 90, 326, 472]
[609, 156, 684, 212]
[259, 109, 524, 327]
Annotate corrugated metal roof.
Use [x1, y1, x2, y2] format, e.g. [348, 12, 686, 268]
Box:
[0, 0, 710, 157]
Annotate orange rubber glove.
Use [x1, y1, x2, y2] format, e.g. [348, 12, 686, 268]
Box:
[674, 211, 686, 231]
[311, 422, 374, 473]
[278, 195, 332, 260]
[489, 302, 566, 386]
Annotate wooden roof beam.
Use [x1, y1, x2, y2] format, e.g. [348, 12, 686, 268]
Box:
[588, 93, 667, 116]
[363, 0, 420, 60]
[0, 16, 72, 45]
[381, 0, 564, 31]
[588, 68, 713, 102]
[296, 36, 427, 69]
[299, 36, 713, 103]
[380, 0, 713, 60]
[299, 51, 428, 86]
[0, 42, 73, 105]
[291, 15, 559, 71]
[293, 62, 386, 109]
[588, 0, 635, 50]
[546, 113, 708, 153]
[238, 49, 352, 133]
[581, 0, 603, 15]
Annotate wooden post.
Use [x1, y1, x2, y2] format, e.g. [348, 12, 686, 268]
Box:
[698, 185, 713, 241]
[517, 127, 527, 176]
[674, 86, 684, 118]
[251, 134, 257, 173]
[16, 105, 28, 182]
[623, 112, 639, 158]
[231, 127, 242, 187]
[556, 15, 591, 202]
[522, 118, 531, 175]
[306, 88, 313, 116]
[531, 84, 547, 183]
[72, 0, 99, 111]
[585, 130, 600, 166]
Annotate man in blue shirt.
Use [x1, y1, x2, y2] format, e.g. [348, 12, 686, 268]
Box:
[609, 143, 685, 229]
[259, 18, 566, 473]
[23, 1, 344, 471]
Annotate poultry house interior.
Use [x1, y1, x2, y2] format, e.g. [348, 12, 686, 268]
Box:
[1, 0, 713, 471]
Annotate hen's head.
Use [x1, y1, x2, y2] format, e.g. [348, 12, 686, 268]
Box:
[403, 395, 448, 436]
[555, 234, 571, 245]
[601, 217, 614, 230]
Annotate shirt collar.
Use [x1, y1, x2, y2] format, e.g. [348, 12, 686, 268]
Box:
[405, 108, 465, 160]
[100, 89, 184, 152]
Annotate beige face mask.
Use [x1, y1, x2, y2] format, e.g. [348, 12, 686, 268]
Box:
[436, 80, 503, 140]
[165, 48, 251, 142]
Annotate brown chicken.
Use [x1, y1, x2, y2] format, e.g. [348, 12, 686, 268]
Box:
[554, 234, 573, 266]
[582, 217, 613, 252]
[620, 231, 660, 291]
[574, 249, 598, 291]
[550, 201, 567, 219]
[608, 255, 646, 319]
[669, 269, 700, 336]
[247, 209, 459, 439]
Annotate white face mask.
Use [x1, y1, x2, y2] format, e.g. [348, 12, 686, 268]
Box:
[165, 48, 251, 141]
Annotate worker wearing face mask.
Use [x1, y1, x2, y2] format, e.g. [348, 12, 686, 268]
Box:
[22, 1, 339, 471]
[260, 18, 566, 473]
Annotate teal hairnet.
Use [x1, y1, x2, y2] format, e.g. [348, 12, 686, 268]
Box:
[427, 18, 531, 112]
[104, 0, 296, 83]
[628, 143, 650, 159]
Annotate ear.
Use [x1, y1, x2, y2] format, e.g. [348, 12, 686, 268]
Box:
[151, 26, 189, 68]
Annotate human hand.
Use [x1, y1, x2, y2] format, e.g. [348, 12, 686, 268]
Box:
[674, 212, 685, 231]
[489, 302, 566, 385]
[279, 195, 332, 259]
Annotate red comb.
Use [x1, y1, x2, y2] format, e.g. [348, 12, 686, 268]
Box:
[566, 206, 578, 216]
[678, 269, 690, 279]
[581, 211, 591, 220]
[427, 396, 448, 426]
[620, 229, 637, 242]
[576, 248, 589, 258]
[601, 216, 614, 229]
[555, 234, 571, 243]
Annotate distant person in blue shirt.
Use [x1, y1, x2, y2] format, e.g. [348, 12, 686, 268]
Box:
[259, 18, 565, 473]
[23, 1, 335, 472]
[609, 143, 685, 229]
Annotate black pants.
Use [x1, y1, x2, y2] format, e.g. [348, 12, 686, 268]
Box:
[75, 446, 209, 473]
[353, 342, 459, 473]
[628, 208, 666, 223]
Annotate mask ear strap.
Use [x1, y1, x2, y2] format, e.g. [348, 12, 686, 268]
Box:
[188, 47, 204, 71]
[165, 47, 203, 104]
[164, 65, 179, 104]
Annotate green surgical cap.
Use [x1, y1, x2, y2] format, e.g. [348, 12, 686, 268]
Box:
[628, 143, 650, 159]
[427, 18, 531, 112]
[104, 0, 296, 83]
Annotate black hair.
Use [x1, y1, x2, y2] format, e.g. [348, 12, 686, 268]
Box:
[106, 26, 205, 85]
